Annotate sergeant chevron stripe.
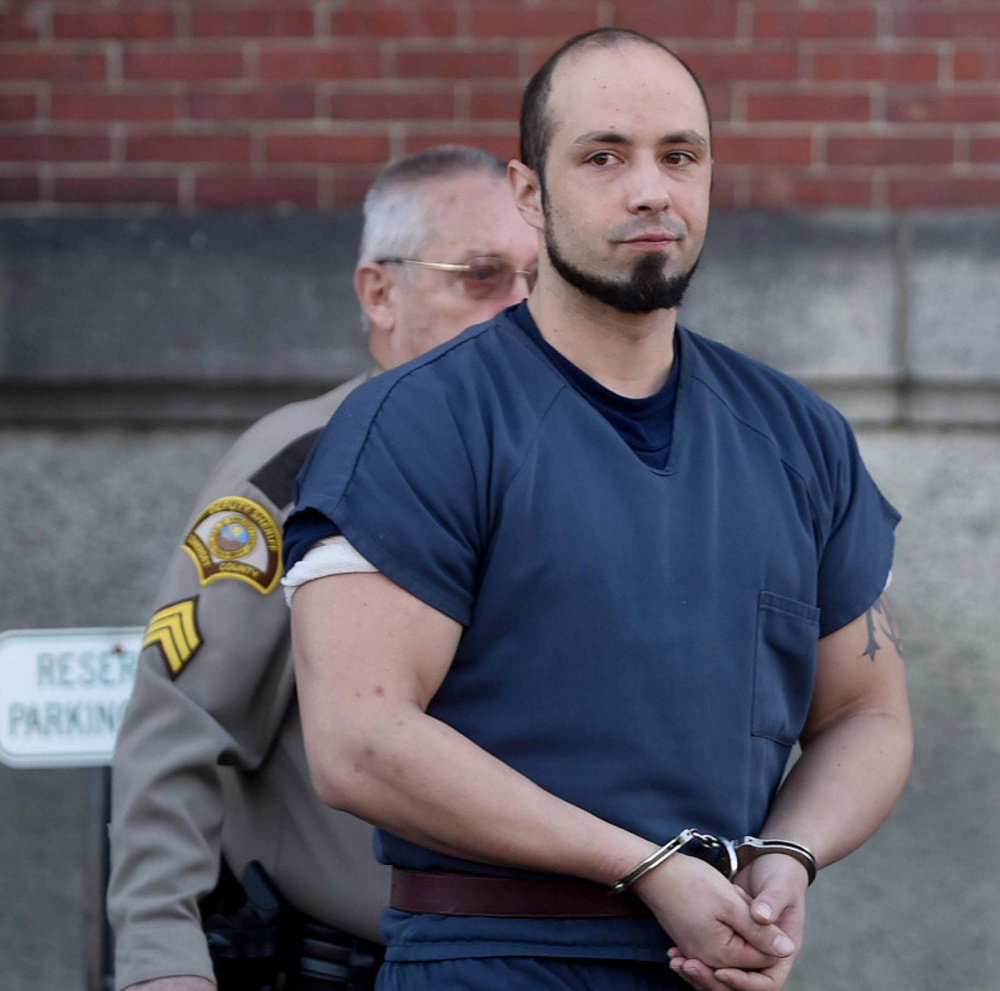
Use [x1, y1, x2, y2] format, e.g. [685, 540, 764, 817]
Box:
[143, 597, 203, 679]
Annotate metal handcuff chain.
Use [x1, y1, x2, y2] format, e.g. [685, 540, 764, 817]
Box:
[609, 829, 817, 897]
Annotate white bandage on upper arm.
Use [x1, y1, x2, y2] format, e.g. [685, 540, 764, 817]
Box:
[281, 535, 379, 606]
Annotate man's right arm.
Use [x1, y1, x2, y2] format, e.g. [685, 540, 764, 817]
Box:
[291, 571, 796, 971]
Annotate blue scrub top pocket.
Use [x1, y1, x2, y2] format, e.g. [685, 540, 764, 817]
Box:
[751, 590, 821, 746]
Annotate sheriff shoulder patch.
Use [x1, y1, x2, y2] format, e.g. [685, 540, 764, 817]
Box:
[144, 597, 203, 679]
[182, 495, 282, 595]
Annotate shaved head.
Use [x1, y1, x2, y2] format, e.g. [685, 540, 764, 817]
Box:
[519, 28, 712, 179]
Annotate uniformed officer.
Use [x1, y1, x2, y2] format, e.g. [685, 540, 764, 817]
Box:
[107, 145, 538, 991]
[284, 30, 913, 991]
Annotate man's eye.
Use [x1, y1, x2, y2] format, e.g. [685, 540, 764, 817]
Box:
[468, 263, 501, 283]
[587, 151, 618, 166]
[665, 151, 696, 166]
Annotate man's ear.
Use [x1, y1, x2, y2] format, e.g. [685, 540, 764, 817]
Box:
[355, 263, 395, 338]
[508, 160, 544, 232]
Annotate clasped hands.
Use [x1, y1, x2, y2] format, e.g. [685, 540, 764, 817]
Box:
[632, 851, 810, 991]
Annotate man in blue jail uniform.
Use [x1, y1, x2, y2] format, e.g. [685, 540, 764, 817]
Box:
[283, 28, 912, 991]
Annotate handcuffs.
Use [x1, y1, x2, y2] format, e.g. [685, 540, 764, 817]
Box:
[610, 828, 817, 896]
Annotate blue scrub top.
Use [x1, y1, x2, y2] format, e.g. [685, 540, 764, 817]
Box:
[286, 303, 900, 962]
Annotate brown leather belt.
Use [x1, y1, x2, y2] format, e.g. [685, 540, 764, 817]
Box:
[390, 868, 651, 919]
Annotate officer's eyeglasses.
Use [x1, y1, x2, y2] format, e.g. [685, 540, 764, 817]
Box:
[376, 256, 537, 300]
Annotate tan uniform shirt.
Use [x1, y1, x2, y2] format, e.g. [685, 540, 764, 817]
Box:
[108, 374, 389, 991]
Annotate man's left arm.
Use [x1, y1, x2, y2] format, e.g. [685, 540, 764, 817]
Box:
[671, 593, 913, 991]
[757, 591, 912, 869]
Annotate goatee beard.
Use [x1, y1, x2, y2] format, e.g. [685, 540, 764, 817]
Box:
[545, 229, 698, 315]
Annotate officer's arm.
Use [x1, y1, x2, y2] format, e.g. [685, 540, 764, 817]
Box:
[108, 487, 295, 991]
[292, 571, 797, 972]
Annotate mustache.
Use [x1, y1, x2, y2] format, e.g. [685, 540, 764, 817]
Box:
[606, 218, 688, 243]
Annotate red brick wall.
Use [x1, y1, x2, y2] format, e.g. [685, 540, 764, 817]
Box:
[1, 0, 997, 211]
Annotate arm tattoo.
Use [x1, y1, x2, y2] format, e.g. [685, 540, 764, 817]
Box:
[861, 594, 904, 662]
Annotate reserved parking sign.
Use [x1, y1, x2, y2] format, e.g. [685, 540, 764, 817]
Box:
[0, 627, 143, 768]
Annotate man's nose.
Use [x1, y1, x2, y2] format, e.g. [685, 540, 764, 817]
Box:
[627, 157, 672, 215]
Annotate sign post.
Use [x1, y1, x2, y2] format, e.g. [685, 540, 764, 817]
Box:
[0, 626, 143, 991]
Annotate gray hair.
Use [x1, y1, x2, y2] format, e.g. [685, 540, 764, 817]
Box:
[357, 145, 509, 268]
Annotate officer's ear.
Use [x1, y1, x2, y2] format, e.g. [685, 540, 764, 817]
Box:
[355, 262, 396, 338]
[509, 160, 544, 233]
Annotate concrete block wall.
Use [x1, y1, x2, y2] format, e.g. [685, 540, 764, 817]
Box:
[0, 208, 998, 988]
